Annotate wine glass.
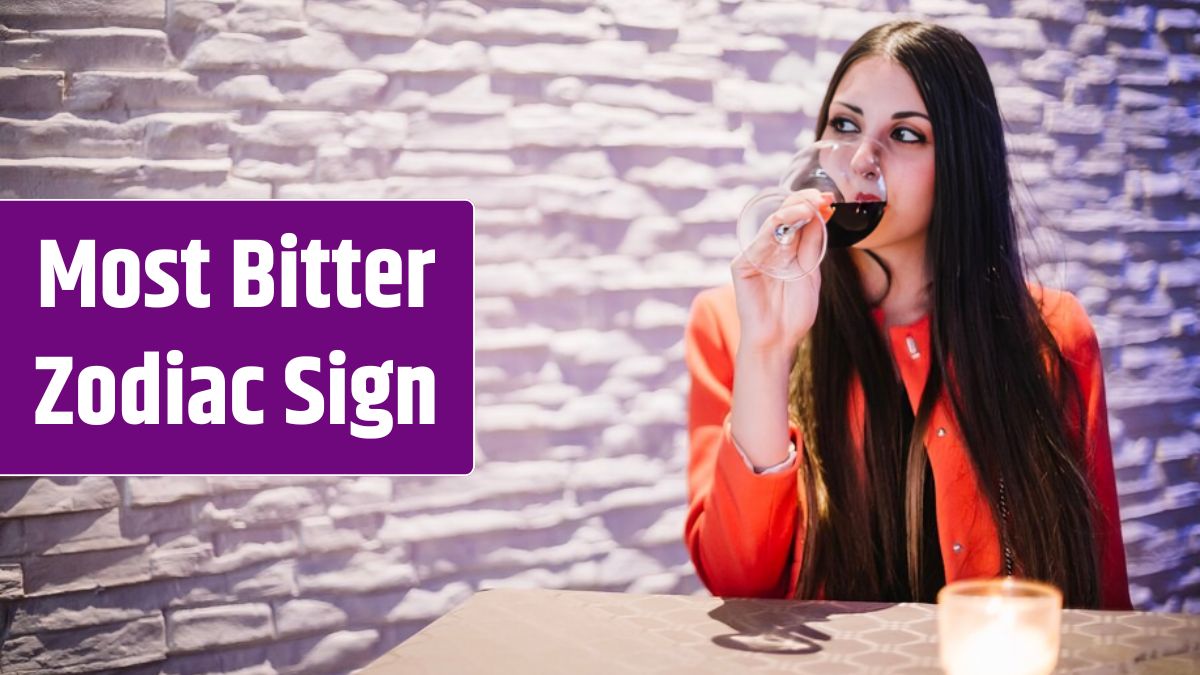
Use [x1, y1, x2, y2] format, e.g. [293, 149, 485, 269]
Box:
[736, 138, 888, 280]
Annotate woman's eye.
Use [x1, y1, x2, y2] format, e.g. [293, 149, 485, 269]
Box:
[893, 127, 924, 143]
[830, 117, 859, 134]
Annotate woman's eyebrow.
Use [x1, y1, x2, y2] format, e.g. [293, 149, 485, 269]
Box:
[833, 100, 930, 121]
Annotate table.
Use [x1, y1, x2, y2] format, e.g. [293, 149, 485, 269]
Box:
[360, 587, 1200, 674]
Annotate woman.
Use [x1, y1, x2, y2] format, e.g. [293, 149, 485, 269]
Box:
[683, 21, 1132, 610]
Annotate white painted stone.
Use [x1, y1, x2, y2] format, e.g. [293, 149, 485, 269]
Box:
[544, 75, 586, 104]
[65, 70, 215, 112]
[219, 0, 306, 36]
[569, 548, 664, 588]
[274, 598, 348, 637]
[167, 603, 274, 652]
[1159, 260, 1200, 288]
[234, 110, 344, 147]
[626, 390, 685, 426]
[306, 0, 422, 37]
[509, 382, 583, 407]
[297, 515, 372, 553]
[537, 176, 663, 222]
[678, 186, 758, 224]
[127, 477, 209, 506]
[0, 616, 166, 673]
[384, 582, 473, 621]
[140, 111, 235, 159]
[557, 394, 623, 429]
[491, 42, 648, 79]
[228, 560, 298, 599]
[297, 69, 388, 108]
[429, 6, 611, 42]
[618, 216, 683, 257]
[405, 115, 514, 151]
[1126, 170, 1184, 199]
[168, 0, 236, 31]
[909, 0, 988, 16]
[625, 156, 716, 190]
[0, 477, 120, 518]
[507, 103, 606, 148]
[567, 455, 665, 491]
[1068, 24, 1106, 53]
[551, 329, 644, 366]
[608, 0, 683, 31]
[427, 74, 513, 115]
[0, 564, 23, 600]
[297, 551, 417, 593]
[634, 504, 689, 547]
[816, 9, 898, 42]
[1013, 0, 1085, 23]
[643, 51, 726, 84]
[198, 487, 321, 529]
[1158, 9, 1200, 31]
[730, 3, 821, 37]
[274, 629, 379, 675]
[4, 0, 165, 23]
[601, 118, 748, 150]
[22, 546, 151, 596]
[710, 77, 806, 114]
[342, 110, 408, 150]
[312, 146, 377, 181]
[1169, 54, 1200, 84]
[366, 40, 488, 74]
[208, 526, 300, 574]
[940, 16, 1047, 51]
[149, 532, 215, 579]
[474, 262, 543, 297]
[1077, 56, 1118, 86]
[0, 113, 138, 159]
[0, 67, 62, 110]
[1019, 50, 1077, 83]
[582, 82, 699, 114]
[25, 508, 148, 555]
[0, 27, 170, 71]
[392, 150, 515, 176]
[182, 31, 359, 72]
[631, 298, 691, 329]
[1044, 103, 1105, 135]
[209, 73, 286, 105]
[609, 355, 668, 380]
[472, 521, 612, 575]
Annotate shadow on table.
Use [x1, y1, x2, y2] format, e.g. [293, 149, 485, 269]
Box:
[707, 598, 896, 655]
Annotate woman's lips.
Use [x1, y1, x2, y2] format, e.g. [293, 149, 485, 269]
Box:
[855, 192, 883, 202]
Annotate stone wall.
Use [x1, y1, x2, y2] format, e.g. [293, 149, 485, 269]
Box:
[1, 0, 1198, 673]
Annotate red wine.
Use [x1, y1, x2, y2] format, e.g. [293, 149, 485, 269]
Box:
[827, 201, 886, 247]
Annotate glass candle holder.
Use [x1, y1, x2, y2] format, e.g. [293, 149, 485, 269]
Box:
[937, 578, 1062, 675]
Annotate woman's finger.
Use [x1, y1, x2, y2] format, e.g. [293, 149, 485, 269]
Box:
[749, 201, 815, 260]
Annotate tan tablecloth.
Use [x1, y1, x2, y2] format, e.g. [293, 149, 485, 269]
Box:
[361, 587, 1200, 674]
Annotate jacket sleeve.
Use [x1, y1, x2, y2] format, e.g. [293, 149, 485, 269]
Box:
[1066, 296, 1133, 610]
[682, 289, 805, 598]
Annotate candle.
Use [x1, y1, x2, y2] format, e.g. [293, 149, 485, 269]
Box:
[938, 578, 1062, 675]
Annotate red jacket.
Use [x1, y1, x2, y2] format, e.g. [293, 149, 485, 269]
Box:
[683, 283, 1132, 609]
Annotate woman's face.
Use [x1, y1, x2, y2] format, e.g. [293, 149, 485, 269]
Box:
[819, 56, 935, 251]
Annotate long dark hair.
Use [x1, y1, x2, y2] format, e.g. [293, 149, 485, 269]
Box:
[790, 21, 1101, 607]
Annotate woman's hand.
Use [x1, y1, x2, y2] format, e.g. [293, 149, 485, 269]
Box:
[731, 189, 833, 361]
[727, 189, 832, 470]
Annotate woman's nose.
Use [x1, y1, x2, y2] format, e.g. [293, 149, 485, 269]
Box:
[850, 141, 883, 180]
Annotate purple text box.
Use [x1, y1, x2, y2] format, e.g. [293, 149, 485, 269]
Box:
[2, 200, 474, 474]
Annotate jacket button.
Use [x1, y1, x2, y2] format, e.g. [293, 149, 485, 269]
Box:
[936, 427, 947, 437]
[952, 542, 963, 554]
[905, 335, 920, 360]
